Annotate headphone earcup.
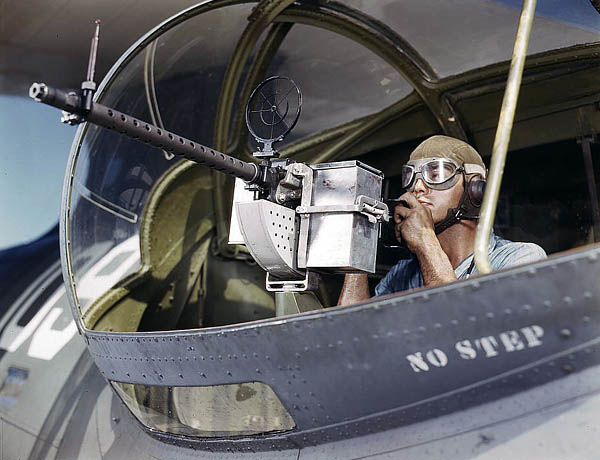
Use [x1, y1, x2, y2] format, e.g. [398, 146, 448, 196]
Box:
[467, 177, 486, 207]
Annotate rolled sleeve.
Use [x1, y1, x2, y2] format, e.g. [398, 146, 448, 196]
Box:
[374, 258, 421, 297]
[374, 267, 397, 296]
[490, 242, 547, 271]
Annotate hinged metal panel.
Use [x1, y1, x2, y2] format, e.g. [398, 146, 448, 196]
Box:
[236, 200, 302, 279]
[302, 161, 383, 272]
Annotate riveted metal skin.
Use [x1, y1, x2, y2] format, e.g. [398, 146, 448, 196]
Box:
[85, 244, 600, 449]
[46, 0, 600, 454]
[60, 356, 600, 457]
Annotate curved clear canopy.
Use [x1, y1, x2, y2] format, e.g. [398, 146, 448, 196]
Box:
[57, 0, 600, 443]
[261, 23, 412, 147]
[67, 3, 252, 316]
[64, 1, 415, 322]
[63, 0, 600, 327]
[345, 0, 600, 78]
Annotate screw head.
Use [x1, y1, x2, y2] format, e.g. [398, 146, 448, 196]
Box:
[559, 328, 572, 339]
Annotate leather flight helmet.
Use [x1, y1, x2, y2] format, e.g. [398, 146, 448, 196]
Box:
[407, 135, 487, 233]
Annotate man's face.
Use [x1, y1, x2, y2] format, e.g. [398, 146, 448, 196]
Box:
[411, 174, 464, 224]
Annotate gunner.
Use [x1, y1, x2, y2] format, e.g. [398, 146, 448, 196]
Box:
[338, 135, 546, 306]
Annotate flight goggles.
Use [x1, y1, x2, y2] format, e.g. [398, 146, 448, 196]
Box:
[401, 157, 465, 191]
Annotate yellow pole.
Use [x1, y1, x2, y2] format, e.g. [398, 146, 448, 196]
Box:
[474, 0, 537, 274]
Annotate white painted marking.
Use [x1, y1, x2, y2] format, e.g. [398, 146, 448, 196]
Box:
[407, 324, 545, 373]
[76, 235, 140, 307]
[406, 352, 430, 372]
[456, 340, 477, 359]
[28, 308, 78, 360]
[7, 286, 66, 353]
[426, 348, 448, 367]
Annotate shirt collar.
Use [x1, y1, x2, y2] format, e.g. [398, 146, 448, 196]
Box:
[454, 230, 499, 278]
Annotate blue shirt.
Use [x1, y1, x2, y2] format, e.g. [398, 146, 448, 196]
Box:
[374, 232, 547, 296]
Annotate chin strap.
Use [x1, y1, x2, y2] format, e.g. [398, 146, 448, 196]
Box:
[434, 189, 480, 234]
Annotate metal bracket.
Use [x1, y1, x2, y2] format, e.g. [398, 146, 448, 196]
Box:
[61, 109, 84, 126]
[252, 141, 279, 159]
[266, 270, 319, 292]
[297, 195, 389, 224]
[275, 162, 303, 204]
[295, 163, 314, 269]
[81, 80, 97, 91]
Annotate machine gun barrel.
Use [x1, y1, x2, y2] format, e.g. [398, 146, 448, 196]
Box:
[29, 83, 260, 183]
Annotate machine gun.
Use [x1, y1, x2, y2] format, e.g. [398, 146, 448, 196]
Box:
[29, 21, 389, 314]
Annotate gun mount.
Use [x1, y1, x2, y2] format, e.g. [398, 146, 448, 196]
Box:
[29, 22, 389, 315]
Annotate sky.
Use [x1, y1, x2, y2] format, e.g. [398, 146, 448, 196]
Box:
[0, 95, 74, 250]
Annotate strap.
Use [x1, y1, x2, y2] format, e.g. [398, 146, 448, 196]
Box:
[434, 192, 478, 234]
[433, 174, 480, 234]
[464, 258, 476, 279]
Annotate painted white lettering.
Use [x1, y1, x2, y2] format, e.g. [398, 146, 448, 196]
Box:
[499, 330, 525, 352]
[475, 336, 500, 358]
[426, 349, 448, 367]
[76, 236, 140, 304]
[28, 308, 77, 360]
[521, 325, 544, 348]
[406, 352, 430, 372]
[455, 340, 477, 359]
[7, 287, 65, 353]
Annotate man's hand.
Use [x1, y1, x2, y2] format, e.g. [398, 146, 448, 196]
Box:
[394, 192, 437, 254]
[393, 192, 457, 287]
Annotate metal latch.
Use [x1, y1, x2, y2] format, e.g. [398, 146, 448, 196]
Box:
[296, 195, 389, 224]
